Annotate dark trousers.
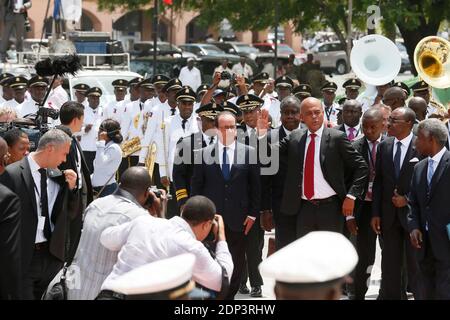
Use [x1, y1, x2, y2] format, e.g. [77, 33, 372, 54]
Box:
[93, 182, 118, 198]
[118, 155, 140, 180]
[296, 196, 344, 238]
[22, 244, 63, 300]
[240, 216, 264, 288]
[273, 213, 297, 250]
[354, 201, 377, 300]
[0, 12, 25, 55]
[83, 151, 96, 174]
[225, 225, 247, 300]
[380, 217, 421, 300]
[418, 233, 450, 300]
[150, 163, 179, 218]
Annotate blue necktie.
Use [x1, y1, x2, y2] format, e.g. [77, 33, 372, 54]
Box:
[427, 159, 434, 187]
[222, 147, 230, 181]
[393, 141, 402, 179]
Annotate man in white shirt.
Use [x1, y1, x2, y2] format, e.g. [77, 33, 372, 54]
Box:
[47, 77, 69, 110]
[178, 58, 201, 91]
[68, 167, 156, 300]
[100, 195, 233, 295]
[1, 76, 27, 111]
[231, 56, 253, 78]
[79, 87, 103, 173]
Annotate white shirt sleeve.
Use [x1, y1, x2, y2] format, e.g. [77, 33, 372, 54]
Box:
[100, 220, 134, 252]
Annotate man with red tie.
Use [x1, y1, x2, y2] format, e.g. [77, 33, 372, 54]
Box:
[273, 97, 368, 239]
[336, 100, 363, 142]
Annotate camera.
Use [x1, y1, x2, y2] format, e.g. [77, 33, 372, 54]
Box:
[204, 217, 219, 242]
[24, 12, 31, 33]
[220, 71, 231, 80]
[37, 107, 60, 120]
[144, 186, 163, 208]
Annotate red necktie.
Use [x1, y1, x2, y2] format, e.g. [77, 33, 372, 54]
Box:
[304, 133, 316, 199]
[348, 127, 356, 141]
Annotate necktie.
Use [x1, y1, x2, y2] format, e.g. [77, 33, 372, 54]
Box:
[393, 141, 402, 179]
[222, 147, 231, 181]
[170, 108, 176, 116]
[38, 168, 52, 240]
[249, 128, 257, 146]
[304, 133, 316, 199]
[427, 159, 434, 187]
[348, 127, 356, 141]
[209, 136, 215, 145]
[181, 119, 187, 131]
[365, 141, 378, 201]
[139, 102, 143, 111]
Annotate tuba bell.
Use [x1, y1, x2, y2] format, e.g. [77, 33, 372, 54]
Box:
[350, 34, 402, 86]
[414, 36, 450, 89]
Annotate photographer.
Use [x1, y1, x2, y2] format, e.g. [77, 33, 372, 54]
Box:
[143, 186, 167, 218]
[214, 58, 233, 88]
[100, 195, 233, 297]
[68, 166, 156, 300]
[0, 0, 32, 62]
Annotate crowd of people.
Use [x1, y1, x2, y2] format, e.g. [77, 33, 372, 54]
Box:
[0, 57, 449, 300]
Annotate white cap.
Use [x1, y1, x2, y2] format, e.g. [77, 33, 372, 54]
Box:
[108, 253, 196, 297]
[259, 231, 358, 285]
[187, 57, 195, 62]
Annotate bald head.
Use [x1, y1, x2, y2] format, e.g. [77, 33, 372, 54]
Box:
[120, 167, 152, 196]
[383, 87, 406, 110]
[300, 97, 324, 132]
[363, 107, 383, 122]
[408, 97, 428, 121]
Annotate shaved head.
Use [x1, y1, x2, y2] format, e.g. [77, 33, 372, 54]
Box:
[120, 167, 152, 195]
[363, 107, 383, 122]
[408, 97, 428, 121]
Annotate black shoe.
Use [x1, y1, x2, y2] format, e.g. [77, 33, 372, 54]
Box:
[238, 284, 250, 294]
[250, 286, 262, 297]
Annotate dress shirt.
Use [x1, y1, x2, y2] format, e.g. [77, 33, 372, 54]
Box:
[218, 140, 235, 170]
[392, 132, 414, 170]
[28, 155, 60, 243]
[322, 101, 339, 125]
[231, 63, 253, 78]
[301, 125, 337, 200]
[344, 123, 361, 139]
[429, 147, 446, 174]
[91, 141, 122, 187]
[178, 66, 202, 91]
[1, 98, 19, 110]
[68, 190, 149, 300]
[203, 133, 216, 145]
[80, 105, 103, 152]
[100, 215, 233, 292]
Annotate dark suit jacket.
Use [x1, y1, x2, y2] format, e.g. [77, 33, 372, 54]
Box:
[0, 183, 21, 299]
[173, 132, 206, 206]
[408, 150, 450, 262]
[191, 142, 261, 232]
[372, 135, 420, 231]
[277, 126, 368, 216]
[0, 158, 73, 274]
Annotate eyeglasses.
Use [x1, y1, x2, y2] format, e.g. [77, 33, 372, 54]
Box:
[387, 117, 407, 124]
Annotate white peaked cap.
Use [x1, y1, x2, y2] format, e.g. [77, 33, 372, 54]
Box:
[259, 231, 358, 284]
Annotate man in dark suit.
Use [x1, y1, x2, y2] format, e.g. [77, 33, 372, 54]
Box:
[172, 102, 222, 209]
[0, 137, 21, 299]
[335, 99, 362, 141]
[260, 95, 301, 250]
[0, 129, 77, 299]
[271, 97, 368, 239]
[350, 107, 385, 299]
[408, 119, 450, 299]
[191, 111, 261, 299]
[371, 107, 421, 300]
[57, 101, 94, 260]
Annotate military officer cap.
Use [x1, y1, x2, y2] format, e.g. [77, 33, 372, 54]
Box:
[275, 76, 294, 88]
[410, 80, 429, 93]
[112, 79, 129, 90]
[342, 78, 362, 89]
[221, 101, 242, 117]
[0, 73, 14, 86]
[163, 78, 183, 92]
[138, 78, 155, 89]
[259, 231, 358, 289]
[128, 77, 144, 87]
[7, 76, 28, 90]
[236, 94, 264, 112]
[292, 84, 312, 98]
[176, 86, 196, 102]
[151, 74, 170, 86]
[252, 72, 270, 84]
[107, 254, 196, 300]
[196, 102, 224, 120]
[86, 87, 102, 97]
[73, 83, 90, 93]
[196, 84, 209, 96]
[321, 81, 338, 92]
[393, 81, 410, 96]
[28, 75, 49, 87]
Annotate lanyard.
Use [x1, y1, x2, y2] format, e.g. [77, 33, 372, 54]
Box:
[324, 106, 333, 121]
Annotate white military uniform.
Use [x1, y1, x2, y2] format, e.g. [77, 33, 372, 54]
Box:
[121, 99, 146, 157]
[79, 105, 103, 152]
[138, 101, 179, 163]
[102, 99, 128, 123]
[47, 85, 69, 109]
[322, 101, 340, 126]
[2, 98, 18, 111]
[154, 113, 199, 180]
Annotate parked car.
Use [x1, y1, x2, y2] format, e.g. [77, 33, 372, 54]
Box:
[179, 43, 239, 59]
[252, 42, 306, 64]
[131, 41, 196, 59]
[310, 41, 348, 74]
[210, 41, 259, 58]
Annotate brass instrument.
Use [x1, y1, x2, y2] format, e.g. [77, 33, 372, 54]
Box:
[414, 36, 450, 89]
[120, 136, 141, 158]
[145, 142, 157, 184]
[160, 112, 172, 200]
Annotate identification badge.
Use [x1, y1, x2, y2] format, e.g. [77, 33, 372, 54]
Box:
[367, 182, 373, 194]
[37, 216, 46, 231]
